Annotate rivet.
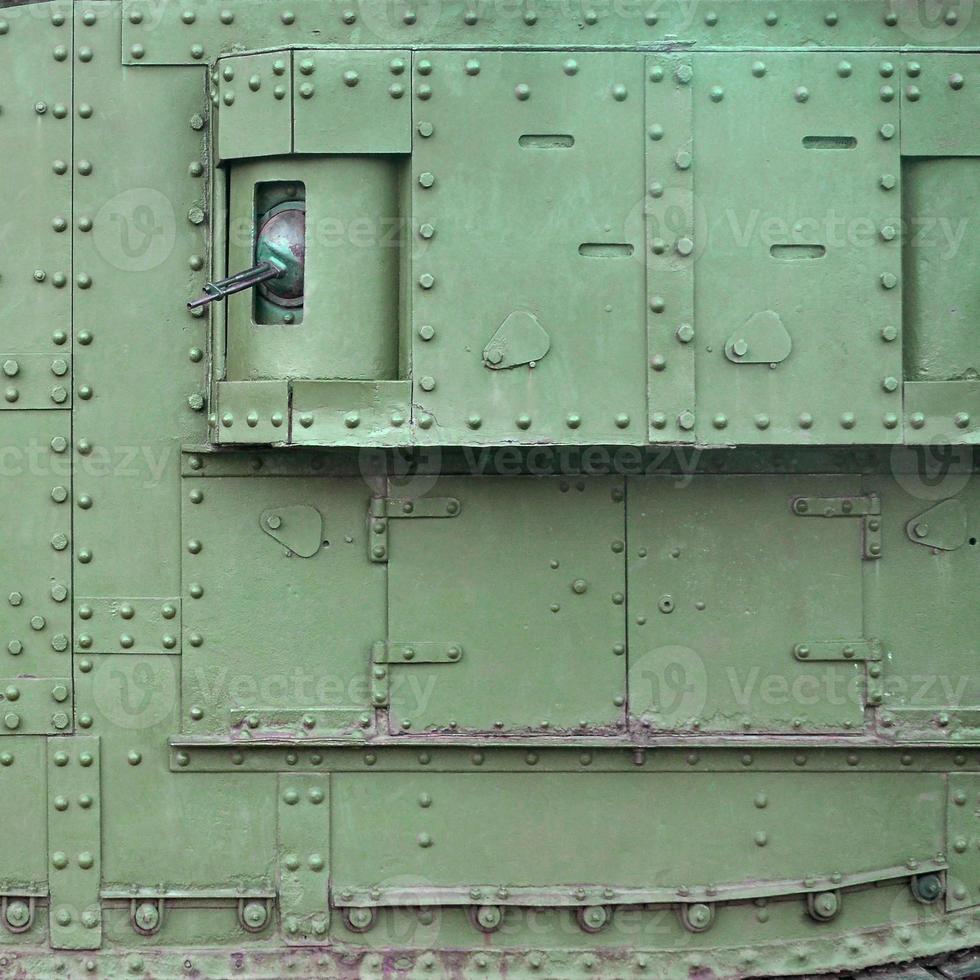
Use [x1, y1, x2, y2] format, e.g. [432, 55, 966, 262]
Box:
[343, 70, 359, 87]
[515, 83, 531, 100]
[752, 61, 767, 78]
[880, 85, 895, 102]
[949, 73, 965, 90]
[793, 86, 809, 103]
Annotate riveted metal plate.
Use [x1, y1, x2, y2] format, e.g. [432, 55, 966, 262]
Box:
[293, 49, 411, 154]
[332, 771, 944, 899]
[74, 598, 181, 655]
[72, 2, 207, 609]
[216, 51, 292, 161]
[386, 476, 626, 734]
[119, 0, 980, 67]
[47, 736, 101, 949]
[0, 1, 72, 351]
[181, 478, 382, 738]
[0, 355, 72, 411]
[0, 678, 72, 735]
[693, 52, 903, 445]
[291, 380, 411, 447]
[410, 51, 646, 445]
[646, 53, 695, 443]
[905, 382, 980, 445]
[864, 478, 979, 740]
[901, 55, 980, 156]
[277, 773, 330, 943]
[0, 737, 47, 904]
[214, 380, 290, 444]
[0, 413, 72, 694]
[73, 654, 278, 895]
[628, 475, 868, 733]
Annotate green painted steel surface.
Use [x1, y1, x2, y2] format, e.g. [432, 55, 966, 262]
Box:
[0, 0, 978, 976]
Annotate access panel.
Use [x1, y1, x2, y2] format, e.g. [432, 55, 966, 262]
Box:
[867, 475, 979, 739]
[693, 53, 903, 445]
[180, 476, 384, 739]
[410, 52, 647, 445]
[383, 477, 627, 733]
[628, 475, 871, 733]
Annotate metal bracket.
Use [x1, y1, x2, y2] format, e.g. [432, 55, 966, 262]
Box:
[793, 638, 882, 662]
[791, 494, 882, 560]
[368, 496, 461, 563]
[793, 638, 885, 708]
[375, 641, 464, 665]
[1, 895, 38, 934]
[370, 641, 463, 709]
[906, 498, 969, 551]
[259, 505, 324, 558]
[130, 896, 165, 936]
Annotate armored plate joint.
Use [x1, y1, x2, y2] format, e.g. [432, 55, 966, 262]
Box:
[791, 494, 882, 559]
[368, 496, 461, 563]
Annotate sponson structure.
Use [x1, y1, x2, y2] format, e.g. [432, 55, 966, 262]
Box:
[0, 0, 978, 976]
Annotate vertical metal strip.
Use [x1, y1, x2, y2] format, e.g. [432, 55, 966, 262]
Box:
[277, 772, 330, 943]
[645, 53, 695, 443]
[47, 735, 101, 949]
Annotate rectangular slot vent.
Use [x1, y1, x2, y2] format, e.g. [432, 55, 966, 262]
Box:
[802, 136, 857, 149]
[578, 243, 634, 258]
[519, 134, 575, 148]
[770, 244, 827, 260]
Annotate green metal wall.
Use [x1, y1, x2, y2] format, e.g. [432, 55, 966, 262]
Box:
[0, 0, 977, 976]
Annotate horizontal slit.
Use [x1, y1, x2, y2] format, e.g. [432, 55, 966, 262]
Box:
[802, 135, 858, 149]
[770, 244, 827, 260]
[578, 243, 634, 258]
[519, 134, 575, 148]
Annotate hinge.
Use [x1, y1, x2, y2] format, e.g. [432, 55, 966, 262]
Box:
[792, 638, 882, 662]
[368, 496, 462, 563]
[790, 493, 882, 559]
[370, 641, 463, 708]
[793, 638, 885, 708]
